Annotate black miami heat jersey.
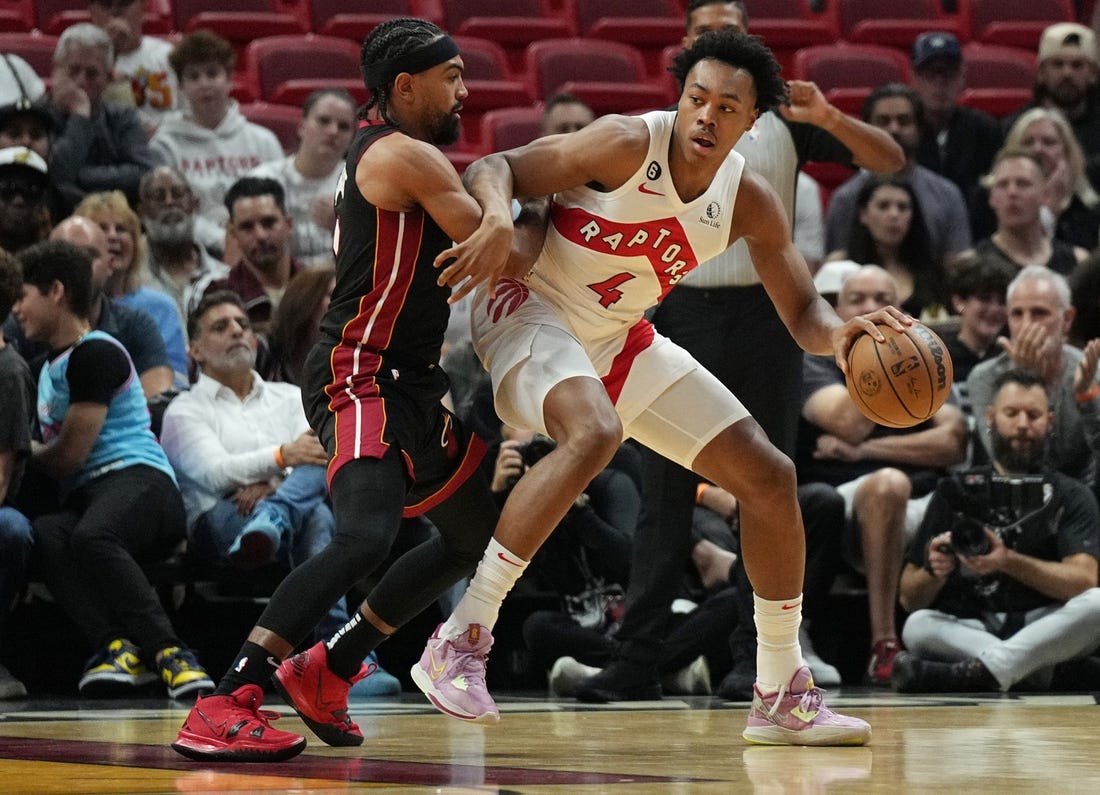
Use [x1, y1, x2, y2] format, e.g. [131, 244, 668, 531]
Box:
[303, 121, 484, 501]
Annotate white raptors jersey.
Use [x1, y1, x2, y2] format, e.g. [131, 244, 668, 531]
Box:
[526, 110, 745, 345]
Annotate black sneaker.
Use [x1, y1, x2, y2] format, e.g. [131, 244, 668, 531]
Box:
[79, 638, 158, 697]
[575, 660, 661, 703]
[892, 652, 999, 693]
[156, 646, 215, 700]
[716, 655, 756, 702]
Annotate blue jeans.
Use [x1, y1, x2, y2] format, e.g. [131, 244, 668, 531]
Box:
[193, 465, 348, 639]
[0, 506, 32, 632]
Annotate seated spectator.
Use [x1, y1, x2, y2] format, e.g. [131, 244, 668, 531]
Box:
[824, 174, 944, 319]
[0, 248, 34, 699]
[137, 165, 229, 324]
[264, 263, 334, 387]
[13, 239, 213, 700]
[797, 265, 969, 685]
[5, 215, 174, 398]
[966, 148, 1089, 275]
[0, 146, 52, 254]
[88, 0, 180, 137]
[910, 32, 1003, 238]
[150, 30, 282, 258]
[895, 368, 1100, 693]
[0, 99, 52, 161]
[207, 177, 302, 335]
[941, 254, 1015, 419]
[248, 89, 355, 266]
[73, 190, 188, 385]
[1004, 23, 1100, 177]
[45, 23, 158, 213]
[0, 53, 44, 106]
[968, 266, 1100, 486]
[540, 92, 594, 137]
[997, 108, 1100, 251]
[825, 83, 972, 268]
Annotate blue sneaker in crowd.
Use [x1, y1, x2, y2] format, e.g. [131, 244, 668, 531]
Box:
[348, 651, 402, 698]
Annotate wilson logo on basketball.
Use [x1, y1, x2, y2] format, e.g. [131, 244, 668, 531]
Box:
[487, 279, 529, 322]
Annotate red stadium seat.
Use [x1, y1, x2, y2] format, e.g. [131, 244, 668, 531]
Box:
[525, 38, 672, 114]
[0, 31, 58, 79]
[480, 105, 543, 153]
[173, 1, 309, 48]
[443, 0, 576, 74]
[453, 36, 533, 150]
[746, 0, 842, 75]
[310, 0, 444, 41]
[0, 1, 33, 33]
[958, 42, 1036, 118]
[575, 0, 681, 77]
[790, 43, 912, 115]
[839, 0, 970, 49]
[238, 100, 302, 153]
[241, 34, 364, 107]
[968, 0, 1074, 50]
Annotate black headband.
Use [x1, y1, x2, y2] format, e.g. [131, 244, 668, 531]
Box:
[362, 35, 460, 90]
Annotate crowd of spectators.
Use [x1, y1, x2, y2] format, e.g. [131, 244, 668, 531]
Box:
[1, 1, 1099, 703]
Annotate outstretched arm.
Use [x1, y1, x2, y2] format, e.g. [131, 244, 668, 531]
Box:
[780, 80, 905, 173]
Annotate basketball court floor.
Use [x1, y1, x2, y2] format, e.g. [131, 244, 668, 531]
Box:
[2, 688, 1099, 793]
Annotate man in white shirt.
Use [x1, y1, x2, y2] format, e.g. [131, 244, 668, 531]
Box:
[160, 290, 335, 584]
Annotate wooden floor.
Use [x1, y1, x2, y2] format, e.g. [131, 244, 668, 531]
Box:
[2, 689, 1099, 793]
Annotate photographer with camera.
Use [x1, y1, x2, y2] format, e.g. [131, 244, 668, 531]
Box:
[894, 368, 1100, 693]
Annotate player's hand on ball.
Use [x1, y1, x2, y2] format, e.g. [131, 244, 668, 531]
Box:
[832, 305, 912, 375]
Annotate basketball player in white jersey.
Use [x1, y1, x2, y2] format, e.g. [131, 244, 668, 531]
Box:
[417, 30, 903, 746]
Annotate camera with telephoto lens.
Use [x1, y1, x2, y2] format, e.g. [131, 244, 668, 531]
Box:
[518, 434, 557, 468]
[940, 470, 1046, 557]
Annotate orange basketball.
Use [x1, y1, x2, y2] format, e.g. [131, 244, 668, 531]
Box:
[846, 323, 954, 428]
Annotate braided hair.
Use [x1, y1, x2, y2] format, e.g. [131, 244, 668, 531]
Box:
[360, 17, 448, 124]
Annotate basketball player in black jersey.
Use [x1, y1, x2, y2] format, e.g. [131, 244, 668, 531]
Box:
[171, 18, 546, 763]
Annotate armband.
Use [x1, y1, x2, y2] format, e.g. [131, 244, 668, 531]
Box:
[696, 482, 709, 505]
[274, 445, 286, 469]
[1075, 383, 1100, 403]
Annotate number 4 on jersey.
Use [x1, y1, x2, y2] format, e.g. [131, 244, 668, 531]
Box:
[587, 273, 635, 308]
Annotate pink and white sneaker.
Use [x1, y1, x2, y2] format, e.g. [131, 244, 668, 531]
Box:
[742, 666, 871, 746]
[411, 623, 499, 724]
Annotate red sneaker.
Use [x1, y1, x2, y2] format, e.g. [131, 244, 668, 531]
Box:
[865, 639, 902, 686]
[171, 684, 306, 763]
[273, 641, 372, 747]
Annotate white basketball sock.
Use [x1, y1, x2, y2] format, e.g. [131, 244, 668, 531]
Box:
[754, 592, 804, 695]
[443, 538, 529, 638]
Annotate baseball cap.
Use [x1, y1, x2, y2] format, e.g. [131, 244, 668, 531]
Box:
[0, 98, 52, 132]
[0, 145, 49, 183]
[1038, 22, 1098, 65]
[912, 32, 962, 70]
[813, 260, 861, 297]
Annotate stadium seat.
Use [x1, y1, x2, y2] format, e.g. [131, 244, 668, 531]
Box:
[969, 0, 1075, 50]
[173, 0, 309, 48]
[745, 0, 842, 75]
[480, 105, 543, 153]
[310, 0, 444, 41]
[802, 161, 855, 210]
[790, 43, 913, 115]
[839, 0, 970, 49]
[443, 0, 576, 74]
[0, 31, 58, 80]
[453, 36, 533, 150]
[525, 38, 672, 114]
[241, 34, 364, 107]
[575, 0, 682, 77]
[957, 42, 1036, 118]
[238, 100, 301, 153]
[0, 1, 33, 33]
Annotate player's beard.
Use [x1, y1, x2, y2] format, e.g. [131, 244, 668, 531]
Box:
[990, 425, 1048, 474]
[429, 107, 461, 146]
